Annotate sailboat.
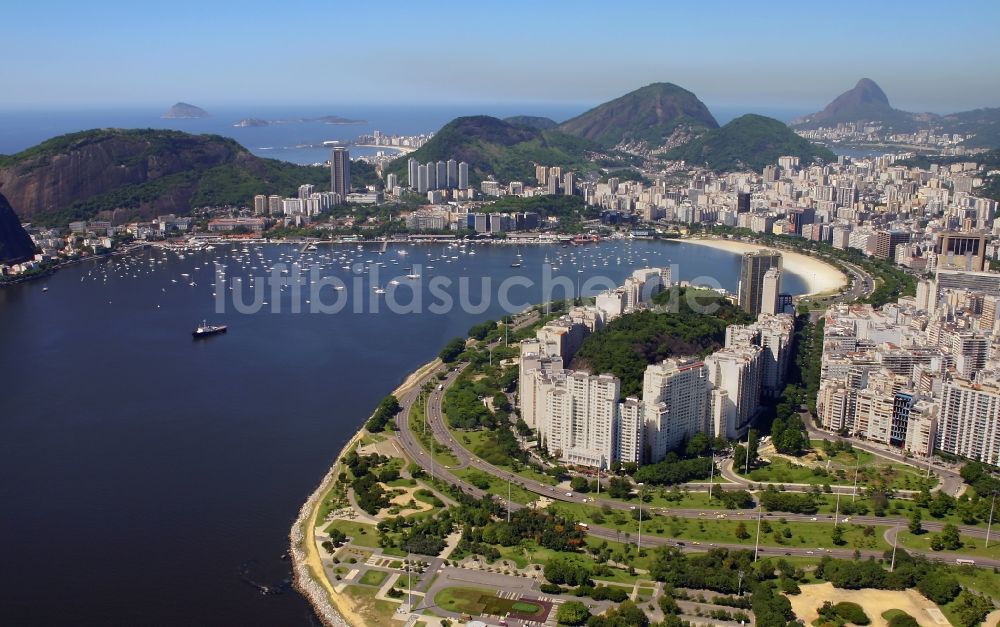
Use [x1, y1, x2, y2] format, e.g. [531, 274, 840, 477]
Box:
[510, 247, 524, 268]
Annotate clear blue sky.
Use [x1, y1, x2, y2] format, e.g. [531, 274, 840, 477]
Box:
[3, 0, 998, 113]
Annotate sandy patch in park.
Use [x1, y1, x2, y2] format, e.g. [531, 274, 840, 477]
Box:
[380, 483, 433, 517]
[787, 582, 945, 627]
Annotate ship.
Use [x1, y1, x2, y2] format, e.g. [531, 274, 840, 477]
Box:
[192, 320, 228, 338]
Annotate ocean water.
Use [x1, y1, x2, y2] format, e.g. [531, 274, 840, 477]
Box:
[0, 103, 813, 165]
[0, 239, 806, 626]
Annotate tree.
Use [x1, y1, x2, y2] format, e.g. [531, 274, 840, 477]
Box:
[938, 524, 962, 550]
[570, 476, 590, 493]
[917, 575, 961, 605]
[555, 601, 590, 626]
[438, 337, 466, 363]
[831, 525, 845, 546]
[735, 522, 750, 540]
[953, 590, 995, 627]
[908, 508, 923, 535]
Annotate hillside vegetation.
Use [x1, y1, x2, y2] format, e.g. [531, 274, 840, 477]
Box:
[0, 128, 376, 225]
[571, 287, 753, 397]
[385, 116, 597, 185]
[665, 114, 836, 172]
[559, 82, 718, 148]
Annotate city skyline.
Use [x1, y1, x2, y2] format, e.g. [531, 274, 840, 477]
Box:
[3, 0, 999, 113]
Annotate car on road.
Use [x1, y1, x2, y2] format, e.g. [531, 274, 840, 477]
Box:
[565, 492, 573, 497]
[810, 517, 817, 521]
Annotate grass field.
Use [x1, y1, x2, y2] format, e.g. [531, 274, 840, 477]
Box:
[323, 520, 381, 548]
[453, 467, 537, 504]
[358, 569, 389, 587]
[894, 530, 1000, 560]
[745, 457, 936, 491]
[342, 584, 400, 625]
[408, 399, 461, 467]
[432, 587, 547, 620]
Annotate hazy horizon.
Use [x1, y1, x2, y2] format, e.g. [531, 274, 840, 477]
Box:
[3, 0, 998, 114]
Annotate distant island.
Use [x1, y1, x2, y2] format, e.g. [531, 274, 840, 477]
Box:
[232, 115, 366, 128]
[161, 102, 209, 119]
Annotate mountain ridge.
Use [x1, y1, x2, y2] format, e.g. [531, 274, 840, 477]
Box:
[0, 129, 361, 225]
[559, 82, 719, 149]
[667, 114, 835, 172]
[0, 193, 36, 265]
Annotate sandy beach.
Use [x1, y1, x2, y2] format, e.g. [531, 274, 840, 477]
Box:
[290, 357, 441, 627]
[683, 237, 847, 297]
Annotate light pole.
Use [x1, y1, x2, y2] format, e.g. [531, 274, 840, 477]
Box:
[852, 457, 860, 503]
[890, 522, 899, 572]
[987, 491, 997, 549]
[834, 491, 841, 526]
[709, 448, 715, 501]
[753, 504, 763, 563]
[737, 570, 745, 597]
[637, 483, 644, 550]
[745, 429, 752, 475]
[507, 476, 512, 524]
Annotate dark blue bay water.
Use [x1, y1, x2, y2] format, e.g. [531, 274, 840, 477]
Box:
[0, 239, 807, 626]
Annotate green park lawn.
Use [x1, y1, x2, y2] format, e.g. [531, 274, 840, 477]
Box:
[358, 569, 389, 586]
[433, 587, 546, 620]
[894, 530, 1000, 560]
[323, 520, 381, 548]
[454, 468, 537, 504]
[408, 402, 461, 468]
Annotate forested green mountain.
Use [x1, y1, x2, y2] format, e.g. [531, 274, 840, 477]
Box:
[0, 128, 375, 226]
[665, 114, 836, 172]
[559, 83, 719, 148]
[385, 116, 596, 185]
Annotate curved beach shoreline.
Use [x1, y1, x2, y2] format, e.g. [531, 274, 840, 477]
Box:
[682, 237, 847, 296]
[289, 358, 441, 627]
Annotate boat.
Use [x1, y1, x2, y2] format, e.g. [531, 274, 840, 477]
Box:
[373, 287, 386, 295]
[192, 320, 228, 338]
[510, 261, 523, 268]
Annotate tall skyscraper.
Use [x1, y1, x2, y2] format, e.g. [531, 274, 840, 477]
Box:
[417, 165, 429, 194]
[458, 162, 469, 189]
[436, 161, 447, 190]
[407, 157, 419, 188]
[330, 147, 350, 198]
[737, 191, 751, 213]
[563, 172, 574, 196]
[446, 159, 457, 188]
[642, 359, 710, 462]
[425, 161, 437, 190]
[761, 267, 781, 315]
[386, 173, 398, 192]
[738, 251, 782, 316]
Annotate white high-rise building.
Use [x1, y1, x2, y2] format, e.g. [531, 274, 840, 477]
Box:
[447, 159, 458, 188]
[425, 161, 437, 190]
[538, 371, 620, 468]
[704, 346, 764, 439]
[642, 359, 710, 462]
[938, 379, 1000, 464]
[761, 267, 781, 315]
[408, 158, 419, 189]
[458, 162, 469, 189]
[417, 165, 429, 194]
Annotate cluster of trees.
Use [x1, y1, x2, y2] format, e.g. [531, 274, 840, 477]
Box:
[953, 590, 996, 627]
[442, 375, 494, 429]
[634, 456, 714, 486]
[817, 601, 869, 626]
[758, 487, 818, 514]
[467, 320, 497, 341]
[815, 551, 963, 610]
[343, 450, 393, 514]
[572, 288, 752, 397]
[769, 412, 808, 456]
[586, 600, 650, 627]
[365, 395, 401, 432]
[544, 555, 592, 586]
[461, 507, 586, 556]
[438, 337, 466, 363]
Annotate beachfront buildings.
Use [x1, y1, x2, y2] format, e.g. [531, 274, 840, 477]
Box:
[738, 250, 782, 316]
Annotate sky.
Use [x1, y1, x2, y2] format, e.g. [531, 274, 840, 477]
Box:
[2, 0, 999, 114]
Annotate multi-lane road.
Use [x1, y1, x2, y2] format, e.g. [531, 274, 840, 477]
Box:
[388, 340, 1000, 569]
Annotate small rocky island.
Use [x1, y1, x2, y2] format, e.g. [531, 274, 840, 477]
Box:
[232, 115, 366, 127]
[162, 102, 210, 119]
